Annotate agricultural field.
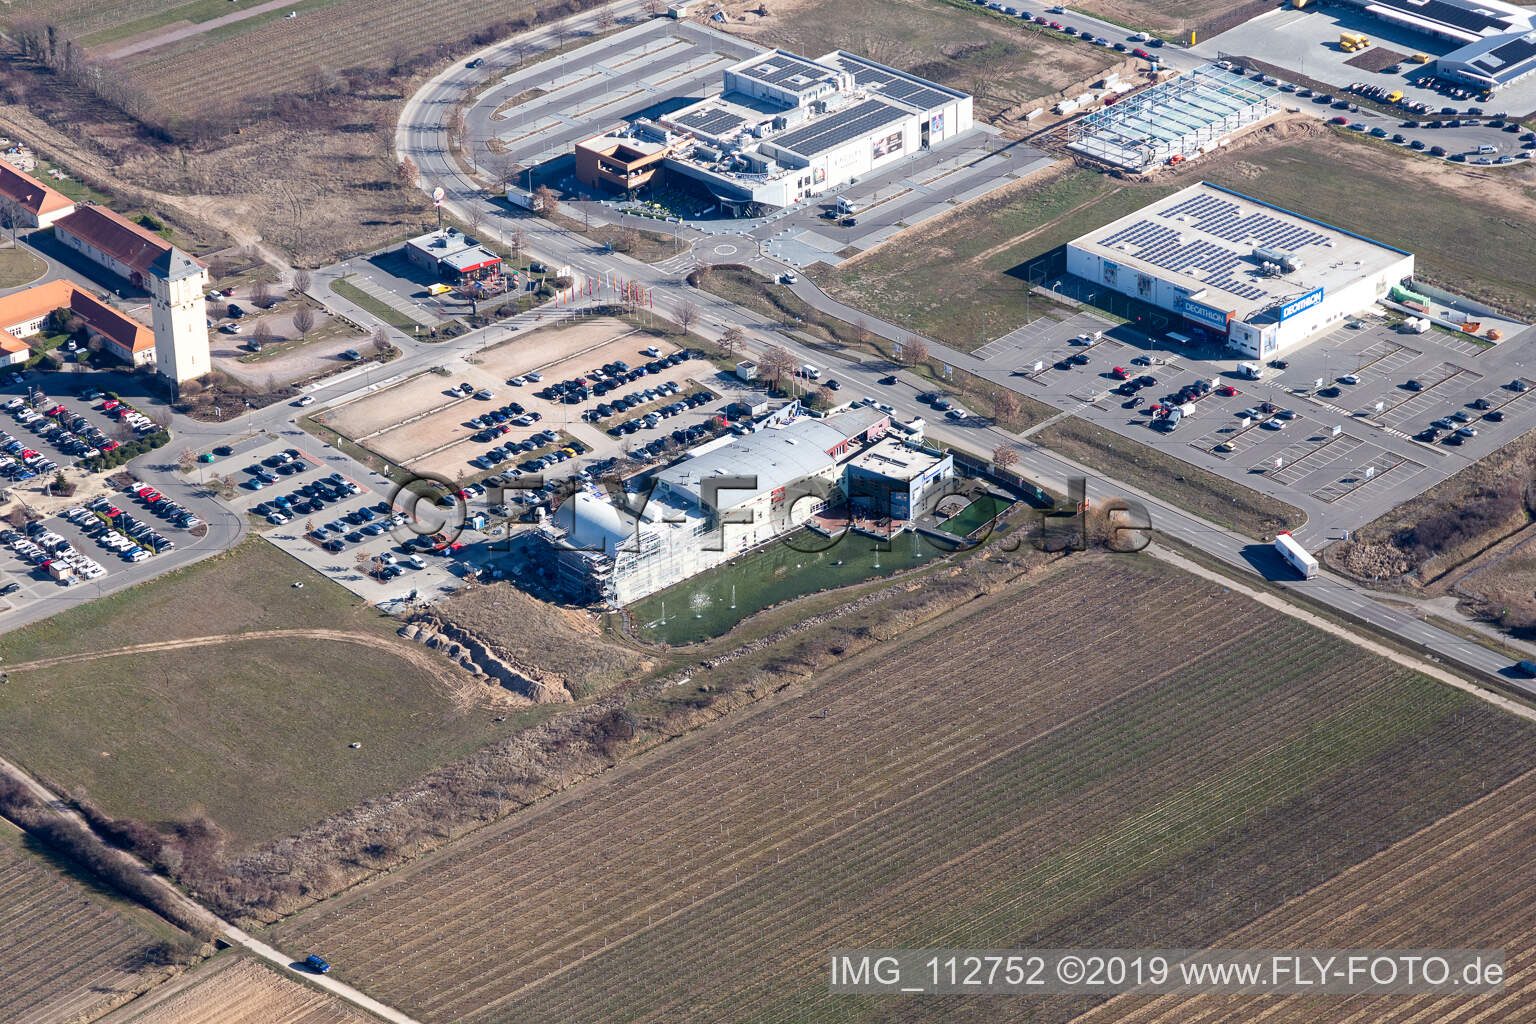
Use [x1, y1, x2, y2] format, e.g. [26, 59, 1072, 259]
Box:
[817, 120, 1536, 351]
[0, 539, 515, 850]
[0, 823, 175, 1024]
[272, 555, 1536, 1024]
[718, 0, 1121, 120]
[115, 954, 383, 1024]
[1077, 767, 1536, 1022]
[7, 0, 548, 113]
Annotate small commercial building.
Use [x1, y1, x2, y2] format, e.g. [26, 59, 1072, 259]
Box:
[1065, 181, 1414, 360]
[0, 278, 155, 366]
[844, 437, 954, 521]
[0, 164, 75, 229]
[404, 228, 502, 281]
[573, 134, 673, 193]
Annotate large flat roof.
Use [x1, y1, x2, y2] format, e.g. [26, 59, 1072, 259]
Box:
[847, 437, 946, 482]
[1071, 182, 1412, 322]
[768, 98, 909, 159]
[816, 51, 962, 112]
[1443, 29, 1536, 82]
[731, 51, 840, 93]
[1350, 0, 1531, 37]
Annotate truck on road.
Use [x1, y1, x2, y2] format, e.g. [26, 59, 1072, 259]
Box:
[1274, 531, 1319, 579]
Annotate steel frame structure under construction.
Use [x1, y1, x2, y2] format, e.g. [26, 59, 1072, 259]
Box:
[1064, 65, 1279, 172]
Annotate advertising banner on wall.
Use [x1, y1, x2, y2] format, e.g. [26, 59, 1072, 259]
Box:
[1177, 297, 1233, 332]
[931, 111, 944, 134]
[873, 131, 904, 159]
[813, 166, 826, 184]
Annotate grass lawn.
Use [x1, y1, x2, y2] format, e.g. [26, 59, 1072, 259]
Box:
[330, 278, 428, 333]
[0, 245, 45, 288]
[0, 539, 517, 849]
[1035, 415, 1306, 538]
[815, 165, 1173, 351]
[939, 494, 1012, 536]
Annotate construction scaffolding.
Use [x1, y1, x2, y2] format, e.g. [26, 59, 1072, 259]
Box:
[1064, 65, 1280, 173]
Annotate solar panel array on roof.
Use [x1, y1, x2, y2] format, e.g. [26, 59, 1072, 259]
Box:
[769, 99, 907, 157]
[1470, 33, 1536, 78]
[737, 53, 838, 90]
[1157, 192, 1330, 252]
[822, 54, 952, 112]
[1365, 0, 1520, 34]
[1097, 219, 1268, 302]
[674, 106, 748, 135]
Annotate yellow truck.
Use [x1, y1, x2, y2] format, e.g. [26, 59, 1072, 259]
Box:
[1339, 31, 1370, 51]
[1385, 89, 1403, 102]
[1408, 52, 1430, 63]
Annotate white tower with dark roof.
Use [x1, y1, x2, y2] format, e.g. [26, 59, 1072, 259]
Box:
[148, 246, 210, 384]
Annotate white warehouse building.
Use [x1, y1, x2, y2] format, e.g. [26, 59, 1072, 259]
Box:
[1065, 182, 1415, 360]
[577, 49, 973, 214]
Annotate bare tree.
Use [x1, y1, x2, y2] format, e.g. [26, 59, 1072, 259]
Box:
[372, 326, 391, 355]
[597, 9, 615, 30]
[0, 197, 24, 246]
[507, 227, 526, 264]
[466, 205, 484, 236]
[292, 269, 312, 293]
[253, 322, 274, 348]
[397, 156, 419, 187]
[992, 444, 1019, 471]
[644, 0, 663, 15]
[901, 335, 929, 367]
[251, 280, 273, 309]
[811, 384, 834, 409]
[292, 306, 316, 337]
[675, 299, 699, 335]
[177, 447, 197, 474]
[757, 344, 796, 388]
[992, 388, 1020, 424]
[718, 325, 745, 356]
[533, 185, 559, 218]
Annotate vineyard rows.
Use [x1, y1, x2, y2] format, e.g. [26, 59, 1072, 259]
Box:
[0, 833, 163, 1024]
[271, 561, 1536, 1024]
[120, 955, 382, 1024]
[7, 0, 189, 37]
[1073, 769, 1536, 1024]
[116, 0, 547, 112]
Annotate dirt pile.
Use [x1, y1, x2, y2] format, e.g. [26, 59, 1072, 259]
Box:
[1333, 540, 1414, 581]
[400, 617, 573, 705]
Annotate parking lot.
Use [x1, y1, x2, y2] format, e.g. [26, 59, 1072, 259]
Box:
[1197, 5, 1536, 120]
[213, 436, 475, 605]
[966, 303, 1536, 538]
[318, 318, 734, 479]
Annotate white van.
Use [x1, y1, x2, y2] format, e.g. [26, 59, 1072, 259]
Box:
[1477, 143, 1498, 154]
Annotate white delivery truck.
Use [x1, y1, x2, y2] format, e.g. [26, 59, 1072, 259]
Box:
[1237, 361, 1262, 380]
[1274, 531, 1319, 579]
[800, 364, 822, 380]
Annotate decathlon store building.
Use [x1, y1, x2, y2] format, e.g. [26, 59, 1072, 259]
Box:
[1065, 182, 1415, 359]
